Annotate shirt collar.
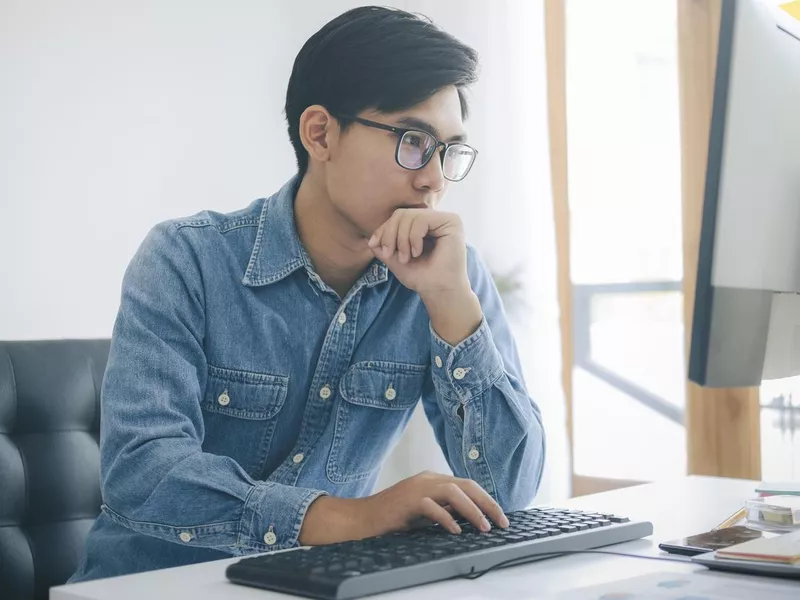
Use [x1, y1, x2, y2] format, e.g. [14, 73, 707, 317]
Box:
[242, 176, 389, 288]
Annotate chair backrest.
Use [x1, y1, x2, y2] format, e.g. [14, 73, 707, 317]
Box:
[0, 339, 110, 600]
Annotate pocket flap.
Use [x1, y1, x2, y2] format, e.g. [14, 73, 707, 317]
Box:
[339, 361, 427, 409]
[203, 364, 288, 420]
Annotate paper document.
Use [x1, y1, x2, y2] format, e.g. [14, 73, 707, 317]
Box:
[538, 571, 800, 599]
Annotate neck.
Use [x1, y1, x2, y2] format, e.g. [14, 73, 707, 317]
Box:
[294, 171, 373, 298]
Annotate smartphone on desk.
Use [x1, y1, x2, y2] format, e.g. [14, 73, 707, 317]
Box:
[659, 526, 768, 556]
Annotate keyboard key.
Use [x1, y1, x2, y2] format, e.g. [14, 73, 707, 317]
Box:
[530, 530, 549, 538]
[558, 525, 577, 533]
[609, 516, 630, 524]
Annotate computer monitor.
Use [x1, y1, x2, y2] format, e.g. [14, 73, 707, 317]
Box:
[689, 0, 800, 387]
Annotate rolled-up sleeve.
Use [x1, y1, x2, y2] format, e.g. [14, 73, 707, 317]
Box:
[421, 247, 546, 511]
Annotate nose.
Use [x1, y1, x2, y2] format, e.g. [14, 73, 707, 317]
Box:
[413, 149, 446, 193]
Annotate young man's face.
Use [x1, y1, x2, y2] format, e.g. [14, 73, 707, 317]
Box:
[326, 85, 468, 238]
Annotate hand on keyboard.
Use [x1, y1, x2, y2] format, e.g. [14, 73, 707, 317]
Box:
[299, 470, 509, 546]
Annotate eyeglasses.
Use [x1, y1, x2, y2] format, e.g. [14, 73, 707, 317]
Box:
[336, 115, 478, 182]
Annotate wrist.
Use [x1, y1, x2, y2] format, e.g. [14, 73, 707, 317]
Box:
[299, 495, 369, 546]
[419, 280, 472, 309]
[423, 288, 483, 347]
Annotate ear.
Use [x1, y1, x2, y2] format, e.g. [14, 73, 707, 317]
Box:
[298, 105, 339, 165]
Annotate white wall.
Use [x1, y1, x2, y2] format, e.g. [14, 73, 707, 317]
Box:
[1, 0, 569, 502]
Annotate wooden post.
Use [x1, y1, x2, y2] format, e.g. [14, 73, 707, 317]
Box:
[544, 0, 575, 485]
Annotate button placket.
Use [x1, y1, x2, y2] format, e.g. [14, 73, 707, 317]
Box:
[273, 290, 363, 484]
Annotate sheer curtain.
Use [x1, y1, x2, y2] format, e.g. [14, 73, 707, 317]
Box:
[375, 0, 571, 504]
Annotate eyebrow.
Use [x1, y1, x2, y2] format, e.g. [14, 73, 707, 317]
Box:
[395, 116, 468, 143]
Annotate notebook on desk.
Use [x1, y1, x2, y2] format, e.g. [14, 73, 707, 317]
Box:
[692, 530, 800, 580]
[716, 530, 800, 564]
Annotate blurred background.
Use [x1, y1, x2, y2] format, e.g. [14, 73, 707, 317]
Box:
[1, 0, 797, 507]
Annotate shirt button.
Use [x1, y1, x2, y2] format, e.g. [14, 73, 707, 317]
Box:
[384, 386, 397, 401]
[468, 447, 480, 460]
[434, 356, 443, 368]
[453, 368, 467, 380]
[217, 391, 230, 406]
[293, 453, 305, 464]
[179, 531, 192, 543]
[337, 311, 347, 325]
[319, 385, 332, 400]
[264, 531, 277, 546]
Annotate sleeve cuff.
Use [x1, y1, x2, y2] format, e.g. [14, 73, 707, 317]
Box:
[430, 316, 505, 405]
[239, 481, 327, 551]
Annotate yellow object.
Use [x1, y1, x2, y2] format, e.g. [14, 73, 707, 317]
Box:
[714, 506, 746, 530]
[781, 1, 800, 21]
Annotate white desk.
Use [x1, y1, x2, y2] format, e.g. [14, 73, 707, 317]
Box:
[51, 476, 758, 600]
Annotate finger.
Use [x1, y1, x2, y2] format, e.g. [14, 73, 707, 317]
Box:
[379, 212, 402, 259]
[368, 226, 384, 249]
[432, 483, 490, 532]
[416, 210, 457, 239]
[418, 497, 461, 534]
[396, 213, 415, 264]
[456, 479, 509, 528]
[409, 214, 429, 258]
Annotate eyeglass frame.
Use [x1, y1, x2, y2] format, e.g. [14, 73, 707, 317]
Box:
[333, 114, 478, 182]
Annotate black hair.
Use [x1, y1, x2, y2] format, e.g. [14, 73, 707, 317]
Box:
[284, 6, 479, 176]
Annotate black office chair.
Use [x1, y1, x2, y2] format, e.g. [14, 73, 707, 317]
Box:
[0, 340, 110, 600]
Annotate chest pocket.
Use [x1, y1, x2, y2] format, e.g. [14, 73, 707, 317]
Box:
[201, 364, 288, 479]
[327, 361, 428, 484]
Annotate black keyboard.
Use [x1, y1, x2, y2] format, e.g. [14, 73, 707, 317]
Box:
[226, 507, 654, 599]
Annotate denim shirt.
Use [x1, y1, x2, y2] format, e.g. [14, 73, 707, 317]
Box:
[69, 177, 545, 582]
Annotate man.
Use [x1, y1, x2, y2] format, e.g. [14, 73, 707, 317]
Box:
[70, 6, 545, 582]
